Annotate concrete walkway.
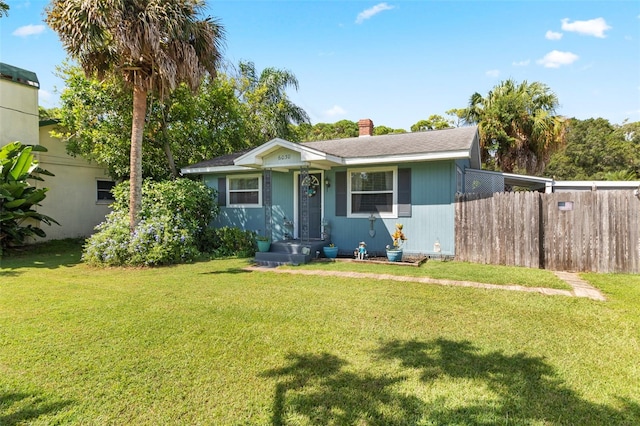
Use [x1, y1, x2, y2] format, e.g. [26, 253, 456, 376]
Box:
[244, 267, 606, 301]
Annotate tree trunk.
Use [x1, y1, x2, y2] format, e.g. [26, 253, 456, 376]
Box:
[160, 109, 178, 179]
[129, 85, 147, 233]
[163, 137, 178, 179]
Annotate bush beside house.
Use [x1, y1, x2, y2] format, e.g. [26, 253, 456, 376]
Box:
[83, 179, 219, 266]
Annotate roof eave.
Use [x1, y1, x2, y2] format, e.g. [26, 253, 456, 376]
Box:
[181, 165, 255, 175]
[343, 150, 471, 165]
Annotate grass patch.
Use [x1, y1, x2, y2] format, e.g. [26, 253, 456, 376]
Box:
[1, 241, 638, 424]
[287, 259, 571, 290]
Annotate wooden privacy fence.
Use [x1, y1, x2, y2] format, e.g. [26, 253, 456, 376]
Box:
[455, 191, 640, 273]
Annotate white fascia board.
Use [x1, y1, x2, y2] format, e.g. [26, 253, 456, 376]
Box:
[343, 150, 470, 165]
[234, 138, 294, 166]
[181, 165, 255, 175]
[300, 150, 342, 165]
[502, 172, 553, 184]
[554, 180, 640, 188]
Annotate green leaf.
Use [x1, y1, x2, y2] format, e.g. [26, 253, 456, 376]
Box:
[4, 198, 26, 209]
[9, 147, 33, 181]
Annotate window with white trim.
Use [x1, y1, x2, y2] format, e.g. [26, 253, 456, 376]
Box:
[227, 175, 262, 207]
[347, 167, 397, 218]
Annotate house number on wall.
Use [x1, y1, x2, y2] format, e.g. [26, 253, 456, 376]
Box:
[277, 154, 291, 161]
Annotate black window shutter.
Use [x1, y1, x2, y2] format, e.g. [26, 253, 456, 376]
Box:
[398, 168, 411, 217]
[217, 177, 226, 206]
[335, 171, 347, 217]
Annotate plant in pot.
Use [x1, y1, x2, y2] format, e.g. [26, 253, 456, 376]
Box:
[256, 234, 271, 252]
[323, 243, 338, 259]
[386, 223, 407, 262]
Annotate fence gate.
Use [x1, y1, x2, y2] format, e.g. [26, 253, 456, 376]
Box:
[455, 191, 640, 273]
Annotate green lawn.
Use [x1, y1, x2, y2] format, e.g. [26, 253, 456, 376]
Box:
[1, 241, 639, 425]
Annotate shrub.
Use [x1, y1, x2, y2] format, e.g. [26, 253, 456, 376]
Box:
[209, 227, 256, 258]
[83, 179, 217, 266]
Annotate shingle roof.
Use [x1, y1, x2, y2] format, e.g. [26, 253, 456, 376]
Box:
[0, 62, 40, 88]
[182, 126, 479, 173]
[182, 149, 251, 169]
[301, 126, 477, 158]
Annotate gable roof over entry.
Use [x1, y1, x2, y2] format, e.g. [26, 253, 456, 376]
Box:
[182, 125, 480, 175]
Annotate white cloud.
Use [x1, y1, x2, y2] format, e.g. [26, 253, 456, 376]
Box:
[355, 3, 394, 24]
[485, 69, 500, 77]
[325, 105, 346, 117]
[537, 50, 579, 68]
[39, 90, 52, 103]
[12, 24, 45, 37]
[561, 17, 611, 38]
[512, 59, 530, 67]
[545, 30, 563, 40]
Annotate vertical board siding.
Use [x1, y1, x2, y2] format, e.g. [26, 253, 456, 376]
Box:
[456, 191, 640, 273]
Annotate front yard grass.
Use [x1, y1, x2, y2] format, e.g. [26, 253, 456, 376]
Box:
[1, 241, 638, 424]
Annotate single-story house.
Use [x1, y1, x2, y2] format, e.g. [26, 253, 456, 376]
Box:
[182, 119, 482, 262]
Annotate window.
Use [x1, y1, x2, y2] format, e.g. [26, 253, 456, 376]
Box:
[347, 167, 397, 217]
[227, 175, 262, 207]
[97, 180, 115, 202]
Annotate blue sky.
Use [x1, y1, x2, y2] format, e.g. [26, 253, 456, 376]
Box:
[1, 0, 639, 130]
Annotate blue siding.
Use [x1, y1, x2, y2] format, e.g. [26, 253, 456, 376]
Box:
[202, 160, 458, 255]
[204, 172, 294, 241]
[323, 161, 457, 256]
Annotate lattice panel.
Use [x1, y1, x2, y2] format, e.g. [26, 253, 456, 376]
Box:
[464, 170, 505, 194]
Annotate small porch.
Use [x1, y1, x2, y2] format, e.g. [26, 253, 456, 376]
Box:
[254, 239, 329, 267]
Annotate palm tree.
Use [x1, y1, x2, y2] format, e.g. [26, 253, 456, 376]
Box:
[46, 0, 224, 231]
[464, 79, 566, 175]
[0, 1, 9, 17]
[237, 61, 310, 143]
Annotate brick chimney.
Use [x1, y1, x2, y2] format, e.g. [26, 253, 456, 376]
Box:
[358, 119, 374, 137]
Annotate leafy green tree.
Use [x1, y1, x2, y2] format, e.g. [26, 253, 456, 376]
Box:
[411, 115, 452, 132]
[464, 79, 566, 175]
[300, 120, 359, 141]
[545, 118, 640, 180]
[0, 1, 8, 17]
[237, 61, 310, 143]
[0, 142, 59, 253]
[38, 106, 62, 120]
[54, 63, 291, 181]
[445, 108, 467, 127]
[46, 0, 224, 231]
[373, 125, 406, 135]
[294, 120, 405, 141]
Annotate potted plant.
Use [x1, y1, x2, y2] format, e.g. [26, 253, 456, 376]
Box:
[256, 235, 271, 252]
[386, 223, 407, 262]
[323, 243, 338, 259]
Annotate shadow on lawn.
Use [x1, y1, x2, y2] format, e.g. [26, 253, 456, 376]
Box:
[263, 339, 639, 425]
[0, 392, 73, 425]
[377, 338, 640, 425]
[0, 254, 81, 276]
[200, 267, 252, 275]
[262, 352, 425, 425]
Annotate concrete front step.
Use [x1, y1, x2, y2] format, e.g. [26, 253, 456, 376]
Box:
[254, 239, 331, 266]
[254, 252, 311, 267]
[269, 239, 328, 255]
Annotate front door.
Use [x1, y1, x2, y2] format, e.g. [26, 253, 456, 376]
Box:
[297, 173, 322, 239]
